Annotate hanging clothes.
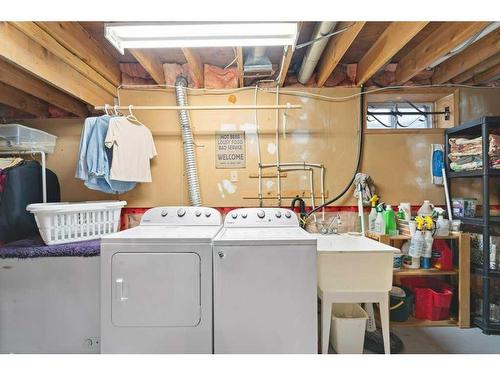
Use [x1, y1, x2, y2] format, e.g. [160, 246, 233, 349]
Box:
[105, 117, 157, 183]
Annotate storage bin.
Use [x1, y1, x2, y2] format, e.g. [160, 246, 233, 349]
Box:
[400, 277, 453, 321]
[26, 201, 126, 245]
[0, 124, 57, 153]
[390, 285, 414, 322]
[452, 197, 477, 218]
[329, 303, 368, 354]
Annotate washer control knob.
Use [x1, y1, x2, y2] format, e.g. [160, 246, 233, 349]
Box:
[241, 213, 248, 219]
[161, 210, 168, 217]
[205, 211, 212, 218]
[275, 211, 282, 218]
[231, 213, 238, 219]
[285, 211, 292, 219]
[195, 210, 202, 217]
[257, 210, 265, 219]
[177, 208, 186, 217]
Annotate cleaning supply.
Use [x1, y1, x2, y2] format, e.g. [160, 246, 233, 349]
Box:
[431, 144, 444, 185]
[431, 240, 453, 271]
[368, 195, 379, 232]
[408, 216, 424, 258]
[397, 207, 405, 220]
[374, 203, 385, 234]
[421, 216, 434, 269]
[383, 205, 397, 236]
[434, 207, 450, 236]
[417, 200, 434, 217]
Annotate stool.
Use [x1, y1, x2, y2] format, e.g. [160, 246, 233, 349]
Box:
[318, 288, 390, 354]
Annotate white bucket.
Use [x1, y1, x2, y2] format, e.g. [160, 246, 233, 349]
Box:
[330, 303, 368, 354]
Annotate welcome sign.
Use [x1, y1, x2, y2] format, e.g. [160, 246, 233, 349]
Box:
[215, 131, 246, 169]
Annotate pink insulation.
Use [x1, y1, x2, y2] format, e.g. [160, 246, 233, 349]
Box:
[162, 63, 201, 88]
[204, 64, 238, 89]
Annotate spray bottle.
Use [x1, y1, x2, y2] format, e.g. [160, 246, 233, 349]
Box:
[408, 216, 425, 258]
[421, 216, 434, 269]
[434, 207, 450, 236]
[368, 195, 379, 232]
[374, 203, 385, 234]
[383, 205, 397, 236]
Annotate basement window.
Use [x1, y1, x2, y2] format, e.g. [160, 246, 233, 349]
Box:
[366, 103, 433, 129]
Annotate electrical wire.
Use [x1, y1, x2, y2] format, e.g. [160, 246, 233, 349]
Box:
[295, 23, 356, 49]
[223, 47, 239, 70]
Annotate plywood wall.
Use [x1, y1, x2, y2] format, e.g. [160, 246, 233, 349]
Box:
[23, 87, 456, 208]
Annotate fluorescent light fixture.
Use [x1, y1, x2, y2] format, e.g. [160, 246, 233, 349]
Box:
[104, 22, 298, 54]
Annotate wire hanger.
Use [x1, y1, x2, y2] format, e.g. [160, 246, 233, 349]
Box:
[126, 105, 145, 126]
[103, 104, 110, 116]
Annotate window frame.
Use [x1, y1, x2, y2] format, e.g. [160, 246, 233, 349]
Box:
[365, 102, 436, 132]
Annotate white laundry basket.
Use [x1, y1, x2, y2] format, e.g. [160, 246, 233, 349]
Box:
[27, 201, 126, 245]
[330, 303, 368, 354]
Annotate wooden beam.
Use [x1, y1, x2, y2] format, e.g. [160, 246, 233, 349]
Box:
[452, 53, 500, 83]
[432, 28, 500, 84]
[356, 22, 429, 85]
[236, 47, 244, 88]
[35, 22, 121, 86]
[0, 60, 88, 117]
[467, 63, 500, 84]
[0, 22, 115, 106]
[11, 22, 116, 96]
[394, 22, 489, 85]
[316, 22, 366, 87]
[0, 82, 48, 117]
[181, 48, 204, 87]
[130, 49, 166, 85]
[278, 45, 294, 87]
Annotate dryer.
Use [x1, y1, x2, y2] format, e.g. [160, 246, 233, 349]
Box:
[100, 206, 222, 353]
[212, 208, 317, 353]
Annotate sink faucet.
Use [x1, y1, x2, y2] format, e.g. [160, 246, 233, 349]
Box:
[326, 214, 342, 234]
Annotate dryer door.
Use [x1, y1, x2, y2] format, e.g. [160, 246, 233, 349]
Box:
[111, 252, 201, 327]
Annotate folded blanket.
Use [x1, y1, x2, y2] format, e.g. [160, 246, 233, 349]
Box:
[0, 236, 100, 259]
[490, 134, 500, 156]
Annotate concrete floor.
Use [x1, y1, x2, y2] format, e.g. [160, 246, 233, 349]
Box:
[392, 327, 500, 354]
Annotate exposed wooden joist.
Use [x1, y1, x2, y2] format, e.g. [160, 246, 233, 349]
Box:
[236, 47, 244, 88]
[452, 53, 500, 83]
[0, 60, 88, 117]
[0, 22, 115, 106]
[316, 22, 366, 87]
[182, 48, 204, 87]
[356, 22, 429, 85]
[432, 28, 500, 84]
[130, 49, 166, 85]
[0, 82, 48, 117]
[35, 22, 121, 86]
[11, 22, 116, 96]
[394, 22, 489, 85]
[467, 63, 500, 84]
[278, 45, 294, 87]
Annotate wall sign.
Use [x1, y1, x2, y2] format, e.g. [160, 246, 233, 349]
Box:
[215, 131, 246, 169]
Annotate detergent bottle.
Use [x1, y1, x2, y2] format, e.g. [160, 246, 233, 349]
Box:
[421, 216, 434, 269]
[383, 205, 397, 236]
[368, 195, 379, 232]
[408, 216, 425, 258]
[374, 203, 385, 234]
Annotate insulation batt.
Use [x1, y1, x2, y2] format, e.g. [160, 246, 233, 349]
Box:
[162, 63, 200, 88]
[204, 65, 238, 89]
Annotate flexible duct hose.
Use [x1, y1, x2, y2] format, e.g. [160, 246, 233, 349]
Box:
[175, 76, 202, 206]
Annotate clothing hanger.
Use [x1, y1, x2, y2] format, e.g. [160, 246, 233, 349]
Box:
[104, 104, 110, 116]
[125, 105, 145, 126]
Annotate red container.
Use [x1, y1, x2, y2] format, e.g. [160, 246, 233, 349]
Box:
[431, 240, 453, 271]
[401, 277, 453, 321]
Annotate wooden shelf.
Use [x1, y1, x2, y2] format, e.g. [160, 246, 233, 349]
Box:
[394, 267, 458, 276]
[390, 316, 458, 328]
[367, 232, 461, 242]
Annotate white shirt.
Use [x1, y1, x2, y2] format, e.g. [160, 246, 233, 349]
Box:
[105, 117, 157, 182]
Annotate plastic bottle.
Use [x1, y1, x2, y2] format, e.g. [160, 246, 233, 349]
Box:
[383, 205, 397, 236]
[374, 203, 385, 234]
[421, 216, 434, 269]
[434, 207, 450, 236]
[408, 216, 424, 258]
[417, 200, 434, 217]
[368, 195, 379, 232]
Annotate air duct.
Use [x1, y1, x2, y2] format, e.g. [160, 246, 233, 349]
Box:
[297, 22, 337, 84]
[174, 75, 202, 206]
[244, 47, 274, 79]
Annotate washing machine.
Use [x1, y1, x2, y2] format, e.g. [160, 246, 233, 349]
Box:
[212, 208, 317, 353]
[100, 206, 222, 353]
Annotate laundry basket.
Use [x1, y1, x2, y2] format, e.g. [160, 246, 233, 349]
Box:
[27, 201, 126, 245]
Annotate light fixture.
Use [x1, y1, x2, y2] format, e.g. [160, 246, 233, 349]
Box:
[105, 22, 299, 54]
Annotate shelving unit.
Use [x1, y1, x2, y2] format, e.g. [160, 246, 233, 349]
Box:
[367, 231, 470, 328]
[445, 116, 500, 335]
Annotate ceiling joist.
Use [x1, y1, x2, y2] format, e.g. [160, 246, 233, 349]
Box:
[182, 48, 204, 87]
[0, 60, 88, 117]
[278, 45, 295, 87]
[394, 22, 489, 85]
[236, 47, 244, 88]
[356, 22, 429, 86]
[0, 22, 115, 106]
[316, 22, 366, 87]
[452, 53, 500, 83]
[467, 63, 500, 84]
[130, 49, 166, 85]
[432, 27, 500, 84]
[0, 82, 48, 117]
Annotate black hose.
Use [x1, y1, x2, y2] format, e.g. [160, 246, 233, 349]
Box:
[305, 85, 365, 218]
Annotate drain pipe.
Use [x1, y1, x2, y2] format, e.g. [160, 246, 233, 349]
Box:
[175, 75, 202, 206]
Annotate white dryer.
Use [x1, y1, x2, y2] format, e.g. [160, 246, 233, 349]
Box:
[100, 206, 222, 353]
[212, 208, 317, 353]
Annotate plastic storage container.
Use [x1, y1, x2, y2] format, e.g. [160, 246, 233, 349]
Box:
[401, 277, 453, 321]
[390, 285, 414, 322]
[452, 197, 477, 218]
[0, 124, 57, 153]
[26, 201, 126, 245]
[329, 303, 368, 354]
